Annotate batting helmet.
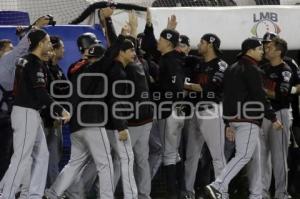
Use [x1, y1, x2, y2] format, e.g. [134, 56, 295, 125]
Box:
[77, 32, 100, 53]
[87, 44, 106, 58]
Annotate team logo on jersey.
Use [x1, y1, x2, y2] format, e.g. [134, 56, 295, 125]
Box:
[218, 61, 227, 72]
[36, 72, 45, 78]
[37, 78, 45, 84]
[251, 12, 281, 38]
[282, 71, 291, 82]
[16, 58, 28, 67]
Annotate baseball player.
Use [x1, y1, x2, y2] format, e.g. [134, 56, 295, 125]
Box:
[125, 40, 154, 199]
[260, 37, 293, 199]
[44, 36, 69, 186]
[18, 36, 69, 199]
[0, 17, 50, 180]
[260, 32, 300, 198]
[62, 32, 105, 199]
[182, 33, 227, 199]
[154, 28, 186, 199]
[62, 43, 112, 199]
[61, 11, 140, 199]
[260, 32, 300, 199]
[0, 29, 70, 199]
[105, 37, 138, 199]
[45, 38, 114, 199]
[141, 12, 186, 199]
[101, 10, 140, 198]
[138, 11, 163, 179]
[103, 11, 154, 198]
[205, 38, 282, 199]
[175, 34, 196, 195]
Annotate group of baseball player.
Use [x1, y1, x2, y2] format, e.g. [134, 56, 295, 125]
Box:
[0, 6, 300, 199]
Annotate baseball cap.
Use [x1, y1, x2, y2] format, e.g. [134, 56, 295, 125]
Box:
[119, 39, 135, 51]
[262, 32, 278, 43]
[201, 33, 222, 55]
[179, 35, 190, 47]
[124, 35, 137, 49]
[87, 44, 106, 58]
[129, 34, 145, 55]
[160, 29, 180, 47]
[237, 38, 262, 58]
[28, 29, 47, 51]
[242, 38, 262, 52]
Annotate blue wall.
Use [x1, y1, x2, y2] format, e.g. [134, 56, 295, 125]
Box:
[0, 11, 30, 25]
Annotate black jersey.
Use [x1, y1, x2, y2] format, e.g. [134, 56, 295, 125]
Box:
[13, 53, 63, 116]
[157, 50, 185, 119]
[262, 62, 292, 111]
[223, 56, 276, 126]
[188, 57, 227, 104]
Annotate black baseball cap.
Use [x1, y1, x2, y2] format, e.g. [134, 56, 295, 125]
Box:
[128, 34, 145, 55]
[119, 39, 135, 51]
[237, 38, 262, 58]
[28, 29, 47, 51]
[87, 44, 106, 58]
[160, 29, 180, 47]
[201, 33, 222, 55]
[262, 32, 278, 43]
[124, 35, 137, 49]
[179, 35, 190, 47]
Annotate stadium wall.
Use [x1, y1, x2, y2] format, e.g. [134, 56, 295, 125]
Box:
[112, 6, 300, 50]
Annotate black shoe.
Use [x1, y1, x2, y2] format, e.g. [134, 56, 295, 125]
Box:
[205, 185, 222, 199]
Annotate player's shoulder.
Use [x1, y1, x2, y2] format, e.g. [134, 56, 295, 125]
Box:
[15, 54, 34, 68]
[109, 61, 127, 77]
[186, 54, 200, 59]
[284, 56, 299, 70]
[282, 61, 293, 72]
[283, 56, 296, 65]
